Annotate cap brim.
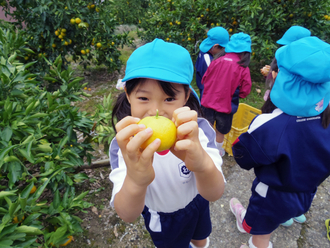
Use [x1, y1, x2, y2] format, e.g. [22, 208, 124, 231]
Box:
[276, 38, 289, 45]
[199, 38, 213, 53]
[122, 67, 191, 85]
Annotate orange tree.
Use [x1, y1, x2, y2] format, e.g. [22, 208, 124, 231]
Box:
[138, 0, 330, 80]
[111, 0, 150, 24]
[0, 26, 98, 247]
[2, 0, 132, 76]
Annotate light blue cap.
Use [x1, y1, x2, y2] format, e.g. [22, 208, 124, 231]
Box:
[122, 38, 200, 102]
[276, 26, 311, 45]
[225, 32, 252, 53]
[199, 27, 229, 53]
[270, 36, 330, 117]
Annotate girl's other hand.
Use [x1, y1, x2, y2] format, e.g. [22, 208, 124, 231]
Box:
[260, 65, 270, 76]
[115, 116, 160, 187]
[171, 107, 206, 172]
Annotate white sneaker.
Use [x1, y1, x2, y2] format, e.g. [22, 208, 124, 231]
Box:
[219, 147, 225, 157]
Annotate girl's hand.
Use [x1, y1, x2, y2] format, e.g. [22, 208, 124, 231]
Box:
[115, 116, 161, 188]
[170, 107, 207, 172]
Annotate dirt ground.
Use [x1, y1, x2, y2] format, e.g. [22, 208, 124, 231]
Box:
[68, 63, 330, 248]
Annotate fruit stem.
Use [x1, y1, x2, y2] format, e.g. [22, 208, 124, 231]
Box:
[156, 109, 159, 118]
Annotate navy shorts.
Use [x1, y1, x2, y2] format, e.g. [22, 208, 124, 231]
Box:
[242, 178, 316, 235]
[201, 106, 233, 134]
[142, 194, 211, 248]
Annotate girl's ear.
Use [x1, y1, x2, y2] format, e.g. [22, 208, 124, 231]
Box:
[124, 87, 131, 104]
[272, 70, 278, 80]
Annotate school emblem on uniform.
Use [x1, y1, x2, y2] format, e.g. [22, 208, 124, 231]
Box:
[315, 99, 324, 112]
[178, 162, 191, 178]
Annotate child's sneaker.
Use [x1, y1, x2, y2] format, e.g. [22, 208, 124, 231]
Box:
[281, 218, 293, 227]
[219, 147, 225, 157]
[293, 214, 306, 223]
[229, 198, 247, 233]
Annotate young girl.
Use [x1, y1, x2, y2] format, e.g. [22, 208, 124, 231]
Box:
[229, 36, 330, 248]
[109, 38, 225, 248]
[201, 32, 252, 156]
[261, 58, 306, 227]
[195, 27, 229, 99]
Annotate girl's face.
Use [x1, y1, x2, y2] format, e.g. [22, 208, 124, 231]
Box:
[125, 79, 189, 120]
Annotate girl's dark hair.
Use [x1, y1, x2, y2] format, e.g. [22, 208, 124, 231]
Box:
[212, 46, 226, 60]
[237, 52, 251, 68]
[111, 78, 202, 131]
[261, 58, 278, 114]
[321, 104, 330, 129]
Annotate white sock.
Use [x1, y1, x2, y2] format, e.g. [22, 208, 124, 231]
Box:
[190, 237, 210, 248]
[216, 141, 224, 150]
[248, 236, 273, 248]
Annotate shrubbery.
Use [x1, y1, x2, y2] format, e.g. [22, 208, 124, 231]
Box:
[3, 0, 133, 76]
[0, 26, 98, 247]
[138, 0, 330, 80]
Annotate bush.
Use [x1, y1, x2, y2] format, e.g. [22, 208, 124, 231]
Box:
[3, 0, 133, 76]
[138, 0, 330, 81]
[0, 26, 96, 247]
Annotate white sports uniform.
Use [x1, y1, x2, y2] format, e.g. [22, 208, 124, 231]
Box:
[109, 118, 224, 212]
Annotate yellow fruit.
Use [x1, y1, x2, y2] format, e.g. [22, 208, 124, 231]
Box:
[81, 50, 86, 55]
[59, 236, 73, 247]
[70, 18, 76, 24]
[289, 13, 293, 18]
[52, 44, 56, 48]
[64, 41, 69, 46]
[95, 7, 100, 12]
[88, 88, 91, 91]
[96, 42, 102, 48]
[60, 32, 66, 36]
[111, 41, 115, 45]
[90, 4, 95, 8]
[58, 35, 63, 39]
[24, 56, 28, 60]
[69, 39, 72, 44]
[13, 215, 25, 224]
[229, 28, 233, 32]
[64, 6, 68, 10]
[138, 110, 177, 152]
[84, 87, 87, 90]
[30, 185, 37, 194]
[55, 30, 59, 36]
[75, 18, 82, 24]
[86, 49, 90, 53]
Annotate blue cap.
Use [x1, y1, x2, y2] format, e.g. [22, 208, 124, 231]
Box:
[276, 26, 311, 45]
[199, 27, 229, 53]
[270, 36, 330, 117]
[122, 38, 200, 102]
[225, 32, 252, 53]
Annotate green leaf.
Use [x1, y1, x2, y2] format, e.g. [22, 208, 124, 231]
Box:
[0, 145, 17, 168]
[48, 225, 67, 245]
[1, 126, 12, 142]
[0, 190, 17, 198]
[73, 191, 88, 202]
[0, 224, 18, 239]
[53, 190, 60, 210]
[20, 182, 34, 199]
[15, 225, 43, 235]
[8, 162, 22, 189]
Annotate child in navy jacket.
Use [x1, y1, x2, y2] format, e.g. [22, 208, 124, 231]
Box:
[229, 36, 330, 248]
